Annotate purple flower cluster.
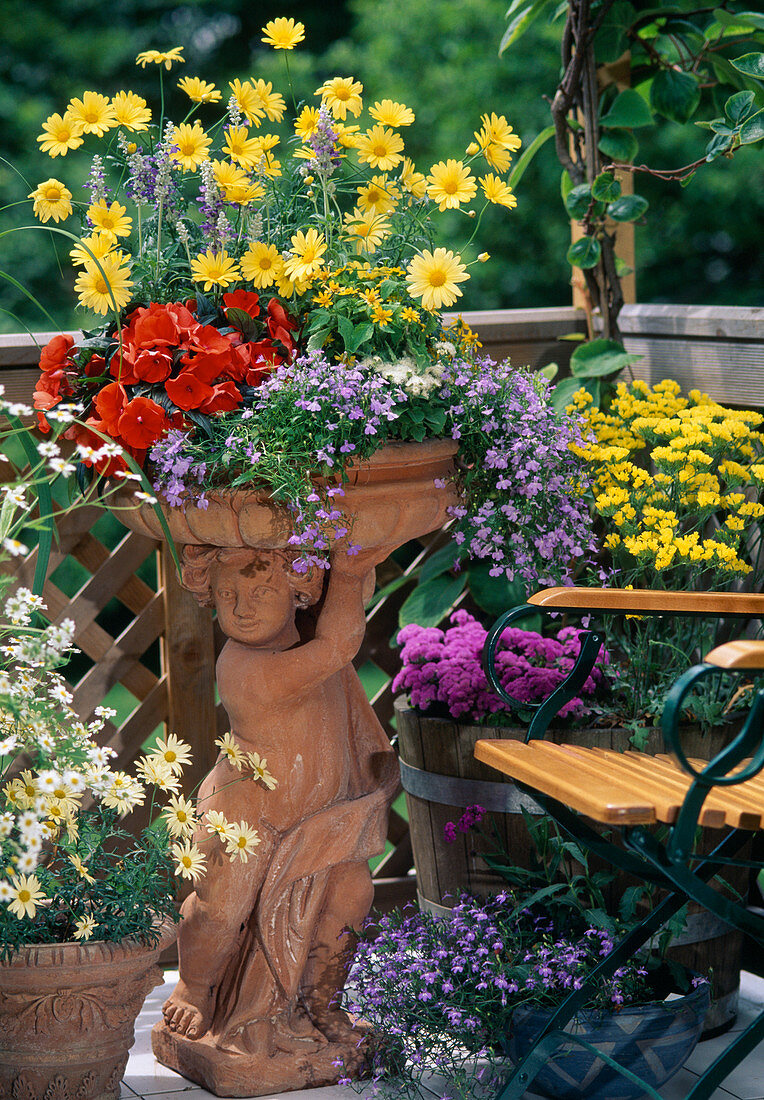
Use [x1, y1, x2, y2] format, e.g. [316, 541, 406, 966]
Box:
[306, 105, 342, 178]
[394, 609, 611, 723]
[441, 357, 595, 585]
[148, 430, 208, 507]
[444, 804, 486, 843]
[521, 930, 648, 1008]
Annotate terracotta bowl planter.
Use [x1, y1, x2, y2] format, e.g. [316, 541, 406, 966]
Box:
[0, 923, 176, 1100]
[113, 438, 459, 552]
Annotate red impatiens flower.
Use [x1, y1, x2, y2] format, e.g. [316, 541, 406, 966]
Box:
[223, 289, 260, 319]
[200, 380, 244, 414]
[94, 381, 128, 433]
[117, 396, 170, 449]
[165, 371, 213, 411]
[132, 347, 174, 383]
[39, 333, 76, 373]
[122, 301, 198, 348]
[266, 299, 297, 354]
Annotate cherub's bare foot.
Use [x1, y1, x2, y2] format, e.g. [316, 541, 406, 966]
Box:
[310, 1004, 369, 1045]
[162, 980, 214, 1040]
[273, 1007, 329, 1053]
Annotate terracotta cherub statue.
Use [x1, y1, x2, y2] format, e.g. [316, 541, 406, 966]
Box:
[153, 544, 399, 1095]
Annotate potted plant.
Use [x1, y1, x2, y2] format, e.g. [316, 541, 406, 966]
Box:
[341, 815, 710, 1100]
[0, 411, 269, 1100]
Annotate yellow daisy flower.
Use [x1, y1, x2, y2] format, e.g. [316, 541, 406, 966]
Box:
[147, 733, 188, 775]
[73, 916, 97, 941]
[224, 820, 262, 863]
[406, 248, 469, 311]
[479, 112, 522, 152]
[371, 303, 394, 326]
[356, 175, 398, 216]
[399, 157, 427, 199]
[401, 306, 421, 324]
[369, 99, 415, 127]
[215, 731, 244, 770]
[313, 288, 333, 307]
[284, 228, 328, 281]
[68, 853, 95, 884]
[69, 232, 115, 268]
[162, 794, 198, 838]
[356, 125, 404, 171]
[190, 249, 241, 290]
[67, 91, 117, 137]
[228, 79, 266, 125]
[334, 122, 361, 149]
[36, 112, 84, 158]
[204, 809, 232, 839]
[111, 91, 152, 131]
[87, 199, 132, 240]
[74, 255, 134, 316]
[135, 47, 185, 70]
[343, 208, 391, 254]
[178, 76, 222, 104]
[171, 121, 212, 171]
[480, 173, 517, 209]
[247, 752, 277, 790]
[7, 873, 45, 919]
[316, 76, 363, 120]
[240, 241, 282, 288]
[426, 159, 477, 211]
[171, 840, 207, 882]
[252, 79, 286, 122]
[29, 178, 73, 223]
[223, 125, 263, 170]
[294, 106, 321, 141]
[211, 160, 264, 205]
[261, 17, 305, 50]
[135, 754, 179, 792]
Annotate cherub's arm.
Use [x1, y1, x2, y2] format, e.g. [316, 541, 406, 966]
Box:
[242, 556, 376, 704]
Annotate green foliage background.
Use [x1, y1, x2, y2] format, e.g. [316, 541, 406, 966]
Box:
[1, 0, 761, 336]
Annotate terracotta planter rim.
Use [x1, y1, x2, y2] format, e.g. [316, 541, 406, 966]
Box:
[1, 919, 177, 968]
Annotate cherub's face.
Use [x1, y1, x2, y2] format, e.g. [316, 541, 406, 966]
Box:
[212, 559, 296, 647]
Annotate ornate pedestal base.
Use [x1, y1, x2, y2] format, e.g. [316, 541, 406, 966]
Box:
[153, 1018, 367, 1097]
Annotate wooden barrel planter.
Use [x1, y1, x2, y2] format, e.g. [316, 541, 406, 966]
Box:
[395, 697, 745, 1033]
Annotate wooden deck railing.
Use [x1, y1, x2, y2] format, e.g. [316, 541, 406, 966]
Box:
[2, 304, 762, 907]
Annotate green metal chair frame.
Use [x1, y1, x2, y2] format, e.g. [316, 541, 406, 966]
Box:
[478, 587, 764, 1100]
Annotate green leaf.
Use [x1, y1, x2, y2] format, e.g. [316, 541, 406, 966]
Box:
[607, 193, 649, 221]
[0, 497, 17, 542]
[706, 132, 734, 160]
[336, 313, 357, 349]
[560, 169, 573, 203]
[564, 183, 593, 218]
[583, 378, 602, 408]
[725, 90, 756, 124]
[650, 69, 701, 123]
[600, 88, 654, 129]
[344, 322, 375, 355]
[307, 327, 332, 352]
[570, 338, 641, 378]
[466, 560, 531, 620]
[598, 128, 639, 163]
[420, 540, 464, 583]
[594, 0, 636, 63]
[398, 572, 467, 629]
[591, 172, 621, 202]
[731, 53, 764, 80]
[566, 236, 601, 269]
[615, 256, 634, 277]
[500, 0, 557, 53]
[539, 362, 558, 381]
[224, 307, 258, 341]
[740, 108, 764, 143]
[508, 124, 556, 189]
[714, 9, 764, 33]
[552, 375, 587, 413]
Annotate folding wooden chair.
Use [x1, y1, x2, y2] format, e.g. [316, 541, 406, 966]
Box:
[475, 587, 764, 1100]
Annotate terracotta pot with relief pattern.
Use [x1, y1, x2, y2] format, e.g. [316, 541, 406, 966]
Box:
[0, 923, 176, 1100]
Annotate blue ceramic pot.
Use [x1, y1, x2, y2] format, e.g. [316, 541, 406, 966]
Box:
[506, 979, 710, 1100]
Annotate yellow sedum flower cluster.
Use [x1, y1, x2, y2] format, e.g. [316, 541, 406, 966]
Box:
[571, 379, 764, 582]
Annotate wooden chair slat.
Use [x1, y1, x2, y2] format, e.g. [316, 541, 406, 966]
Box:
[473, 741, 656, 824]
[563, 745, 699, 825]
[663, 755, 764, 809]
[529, 586, 764, 617]
[601, 749, 763, 829]
[705, 640, 764, 670]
